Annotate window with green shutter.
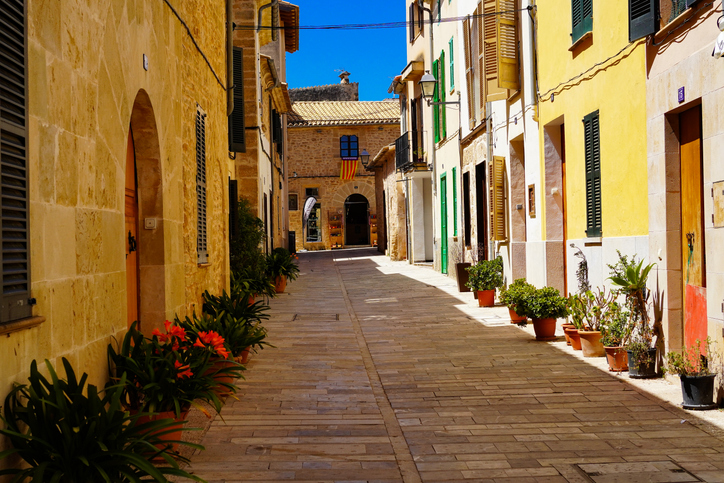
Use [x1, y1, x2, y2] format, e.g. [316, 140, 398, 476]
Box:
[433, 59, 440, 143]
[0, 0, 33, 323]
[583, 111, 602, 238]
[629, 0, 657, 42]
[449, 37, 454, 91]
[452, 167, 458, 236]
[571, 0, 593, 44]
[439, 51, 446, 140]
[229, 47, 245, 152]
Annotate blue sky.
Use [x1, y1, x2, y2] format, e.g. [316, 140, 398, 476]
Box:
[285, 2, 407, 101]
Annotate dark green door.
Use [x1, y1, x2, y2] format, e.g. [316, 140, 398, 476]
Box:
[440, 174, 448, 274]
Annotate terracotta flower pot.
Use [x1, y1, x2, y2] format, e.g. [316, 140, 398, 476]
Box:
[561, 323, 575, 345]
[274, 275, 287, 293]
[476, 289, 495, 307]
[509, 307, 526, 323]
[604, 346, 629, 372]
[564, 327, 582, 350]
[578, 330, 605, 357]
[134, 410, 187, 453]
[532, 317, 557, 341]
[239, 346, 251, 364]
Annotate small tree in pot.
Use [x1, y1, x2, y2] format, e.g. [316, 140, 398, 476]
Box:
[466, 257, 503, 307]
[499, 278, 535, 323]
[518, 286, 568, 341]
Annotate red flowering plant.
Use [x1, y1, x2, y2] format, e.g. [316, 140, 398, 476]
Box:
[108, 320, 241, 418]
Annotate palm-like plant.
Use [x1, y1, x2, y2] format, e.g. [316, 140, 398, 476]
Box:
[0, 358, 204, 482]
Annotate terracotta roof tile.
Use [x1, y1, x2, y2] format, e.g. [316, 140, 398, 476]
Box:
[288, 100, 400, 127]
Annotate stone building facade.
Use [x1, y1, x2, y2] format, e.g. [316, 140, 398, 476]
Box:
[0, 0, 233, 455]
[287, 100, 400, 251]
[230, 0, 298, 253]
[367, 145, 407, 261]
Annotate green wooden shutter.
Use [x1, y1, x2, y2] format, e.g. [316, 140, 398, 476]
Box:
[629, 0, 657, 42]
[433, 59, 440, 143]
[449, 37, 454, 90]
[229, 47, 245, 152]
[229, 178, 238, 242]
[0, 0, 32, 323]
[583, 111, 601, 238]
[196, 107, 208, 263]
[572, 0, 593, 44]
[440, 51, 446, 140]
[452, 167, 458, 236]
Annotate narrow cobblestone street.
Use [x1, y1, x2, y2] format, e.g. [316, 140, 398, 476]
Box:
[187, 249, 724, 483]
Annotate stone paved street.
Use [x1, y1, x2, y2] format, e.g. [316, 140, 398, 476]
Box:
[187, 249, 724, 482]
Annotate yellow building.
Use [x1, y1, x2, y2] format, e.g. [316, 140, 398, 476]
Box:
[0, 0, 234, 448]
[537, 0, 649, 292]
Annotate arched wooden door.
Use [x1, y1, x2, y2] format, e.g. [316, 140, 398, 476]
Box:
[125, 128, 140, 328]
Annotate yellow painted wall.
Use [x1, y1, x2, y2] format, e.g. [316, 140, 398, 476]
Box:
[537, 1, 648, 239]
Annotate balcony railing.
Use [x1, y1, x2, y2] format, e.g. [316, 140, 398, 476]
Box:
[395, 130, 427, 172]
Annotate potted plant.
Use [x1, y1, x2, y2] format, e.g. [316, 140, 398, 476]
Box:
[567, 288, 619, 358]
[499, 278, 535, 323]
[518, 286, 568, 340]
[0, 358, 204, 481]
[232, 266, 275, 301]
[609, 256, 660, 378]
[108, 321, 240, 419]
[200, 288, 272, 359]
[465, 257, 503, 307]
[265, 247, 300, 293]
[600, 301, 632, 372]
[666, 338, 721, 410]
[563, 295, 584, 349]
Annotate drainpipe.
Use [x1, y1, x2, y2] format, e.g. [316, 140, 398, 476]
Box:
[486, 101, 494, 261]
[227, 0, 234, 116]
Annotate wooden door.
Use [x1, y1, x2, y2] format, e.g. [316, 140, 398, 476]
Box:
[440, 174, 448, 274]
[680, 105, 706, 348]
[125, 129, 140, 328]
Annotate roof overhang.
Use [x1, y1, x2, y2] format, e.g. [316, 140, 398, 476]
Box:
[400, 60, 424, 83]
[367, 143, 396, 170]
[279, 1, 299, 53]
[260, 54, 279, 92]
[387, 75, 404, 95]
[272, 82, 292, 113]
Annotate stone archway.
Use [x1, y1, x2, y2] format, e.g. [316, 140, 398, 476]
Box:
[344, 194, 370, 246]
[128, 90, 166, 335]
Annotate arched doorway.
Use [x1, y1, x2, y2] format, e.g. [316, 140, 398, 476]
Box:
[127, 90, 166, 335]
[345, 194, 369, 246]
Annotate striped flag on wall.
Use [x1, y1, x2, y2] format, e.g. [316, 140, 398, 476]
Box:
[340, 159, 358, 180]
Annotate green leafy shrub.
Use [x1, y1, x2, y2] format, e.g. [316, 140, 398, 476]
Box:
[265, 249, 300, 281]
[499, 278, 535, 312]
[230, 197, 266, 276]
[667, 338, 720, 376]
[518, 286, 568, 320]
[465, 257, 503, 291]
[0, 358, 204, 482]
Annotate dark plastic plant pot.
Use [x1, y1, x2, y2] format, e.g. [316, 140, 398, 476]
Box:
[456, 263, 471, 292]
[680, 374, 718, 410]
[627, 348, 658, 379]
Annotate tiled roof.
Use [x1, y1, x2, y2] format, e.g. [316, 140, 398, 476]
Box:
[288, 100, 400, 127]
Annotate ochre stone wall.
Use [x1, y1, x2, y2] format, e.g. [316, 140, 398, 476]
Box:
[0, 0, 231, 431]
[373, 153, 408, 261]
[287, 124, 399, 251]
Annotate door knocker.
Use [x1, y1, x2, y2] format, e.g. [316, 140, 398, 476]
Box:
[128, 231, 137, 254]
